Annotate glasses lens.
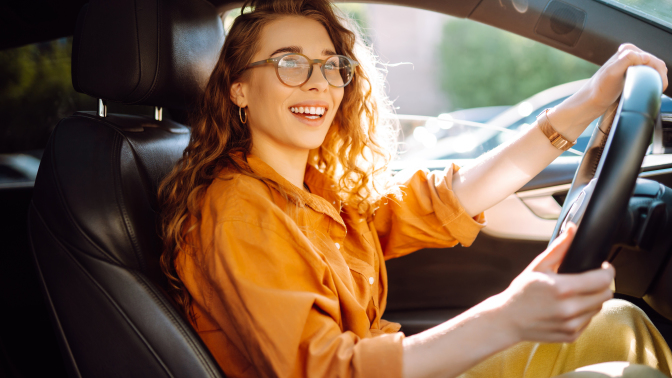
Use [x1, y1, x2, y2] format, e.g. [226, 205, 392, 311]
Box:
[323, 56, 353, 87]
[278, 54, 311, 86]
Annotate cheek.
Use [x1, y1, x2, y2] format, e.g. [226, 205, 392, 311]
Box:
[333, 88, 345, 110]
[247, 73, 293, 121]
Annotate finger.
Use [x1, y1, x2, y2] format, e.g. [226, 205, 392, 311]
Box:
[530, 223, 576, 273]
[649, 56, 669, 91]
[554, 266, 614, 296]
[556, 310, 600, 343]
[618, 43, 643, 54]
[559, 307, 600, 335]
[556, 289, 612, 320]
[613, 50, 668, 89]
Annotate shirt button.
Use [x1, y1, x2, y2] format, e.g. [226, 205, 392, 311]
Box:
[332, 201, 336, 205]
[335, 242, 340, 249]
[369, 277, 374, 285]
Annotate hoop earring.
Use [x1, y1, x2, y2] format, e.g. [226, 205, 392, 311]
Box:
[239, 106, 247, 124]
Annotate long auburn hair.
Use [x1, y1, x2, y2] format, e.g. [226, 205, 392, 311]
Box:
[158, 0, 398, 321]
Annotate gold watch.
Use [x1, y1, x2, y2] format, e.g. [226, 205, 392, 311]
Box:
[536, 108, 576, 151]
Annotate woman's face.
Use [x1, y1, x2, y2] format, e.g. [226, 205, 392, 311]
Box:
[232, 16, 345, 156]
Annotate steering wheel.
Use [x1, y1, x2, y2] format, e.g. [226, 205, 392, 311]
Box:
[551, 65, 663, 274]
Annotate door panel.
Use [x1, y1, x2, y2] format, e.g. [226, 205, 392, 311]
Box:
[384, 160, 672, 335]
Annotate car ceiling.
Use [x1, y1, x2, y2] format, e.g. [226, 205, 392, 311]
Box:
[2, 0, 671, 97]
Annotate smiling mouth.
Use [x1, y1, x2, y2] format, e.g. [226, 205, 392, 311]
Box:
[290, 106, 326, 120]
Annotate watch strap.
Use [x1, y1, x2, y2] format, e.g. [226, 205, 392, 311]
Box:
[537, 109, 576, 151]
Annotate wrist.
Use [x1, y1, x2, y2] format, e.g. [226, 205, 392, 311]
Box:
[475, 293, 523, 346]
[547, 93, 599, 141]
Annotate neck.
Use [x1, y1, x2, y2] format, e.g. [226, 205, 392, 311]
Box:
[250, 141, 309, 192]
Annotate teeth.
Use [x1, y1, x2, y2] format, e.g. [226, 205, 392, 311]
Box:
[290, 106, 327, 116]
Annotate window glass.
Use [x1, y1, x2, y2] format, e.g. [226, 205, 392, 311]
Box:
[340, 4, 599, 160]
[0, 37, 156, 155]
[223, 4, 600, 161]
[596, 0, 672, 31]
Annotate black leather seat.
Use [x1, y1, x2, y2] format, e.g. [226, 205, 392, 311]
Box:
[28, 0, 226, 376]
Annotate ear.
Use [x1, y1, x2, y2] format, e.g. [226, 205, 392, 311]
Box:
[230, 81, 248, 108]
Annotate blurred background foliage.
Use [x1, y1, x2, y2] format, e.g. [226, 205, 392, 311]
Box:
[438, 19, 598, 110]
[0, 38, 156, 153]
[0, 38, 95, 153]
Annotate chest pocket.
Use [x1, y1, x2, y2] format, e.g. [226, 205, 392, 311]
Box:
[343, 251, 378, 322]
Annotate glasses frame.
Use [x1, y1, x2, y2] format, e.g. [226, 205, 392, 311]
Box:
[246, 52, 360, 88]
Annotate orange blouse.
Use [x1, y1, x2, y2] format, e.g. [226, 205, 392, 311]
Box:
[176, 154, 486, 378]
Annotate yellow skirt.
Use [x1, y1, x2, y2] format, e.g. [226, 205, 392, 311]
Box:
[459, 299, 672, 378]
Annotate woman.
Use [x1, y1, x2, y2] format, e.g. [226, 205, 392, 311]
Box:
[158, 0, 672, 377]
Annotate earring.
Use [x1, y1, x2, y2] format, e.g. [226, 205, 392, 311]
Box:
[239, 106, 247, 124]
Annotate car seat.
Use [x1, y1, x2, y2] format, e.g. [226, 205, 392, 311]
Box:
[27, 0, 227, 376]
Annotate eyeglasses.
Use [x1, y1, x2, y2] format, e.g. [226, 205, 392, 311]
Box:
[246, 52, 359, 88]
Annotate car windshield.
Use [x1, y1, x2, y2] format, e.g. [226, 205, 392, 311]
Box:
[596, 0, 672, 31]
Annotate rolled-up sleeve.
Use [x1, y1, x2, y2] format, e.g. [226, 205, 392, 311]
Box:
[373, 163, 486, 260]
[197, 217, 404, 378]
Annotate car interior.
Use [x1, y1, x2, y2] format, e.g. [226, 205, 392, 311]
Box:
[2, 0, 672, 377]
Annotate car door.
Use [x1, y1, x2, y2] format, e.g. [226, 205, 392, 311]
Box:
[333, 2, 672, 341]
[384, 154, 672, 336]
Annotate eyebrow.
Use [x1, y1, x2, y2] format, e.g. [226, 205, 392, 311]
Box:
[269, 46, 339, 58]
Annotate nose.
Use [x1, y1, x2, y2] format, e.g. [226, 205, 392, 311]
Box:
[302, 62, 329, 92]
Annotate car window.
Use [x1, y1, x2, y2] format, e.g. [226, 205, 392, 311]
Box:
[597, 0, 672, 31]
[226, 4, 599, 162]
[0, 37, 156, 155]
[342, 3, 601, 161]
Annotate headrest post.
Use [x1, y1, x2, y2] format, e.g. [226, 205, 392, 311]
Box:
[98, 99, 107, 118]
[155, 106, 163, 121]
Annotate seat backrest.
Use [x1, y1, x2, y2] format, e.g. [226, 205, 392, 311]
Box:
[28, 0, 226, 376]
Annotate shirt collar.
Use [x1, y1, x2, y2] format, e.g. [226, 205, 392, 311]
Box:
[245, 153, 345, 225]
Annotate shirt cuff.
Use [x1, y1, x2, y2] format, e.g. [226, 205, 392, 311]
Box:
[353, 332, 404, 378]
[430, 163, 487, 247]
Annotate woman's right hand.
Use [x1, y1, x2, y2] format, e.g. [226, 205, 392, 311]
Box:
[493, 224, 615, 344]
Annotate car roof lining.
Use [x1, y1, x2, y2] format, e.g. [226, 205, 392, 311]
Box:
[2, 0, 671, 97]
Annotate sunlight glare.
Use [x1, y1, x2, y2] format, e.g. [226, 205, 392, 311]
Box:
[413, 126, 438, 148]
[517, 101, 534, 117]
[425, 118, 440, 133]
[438, 113, 455, 129]
[454, 134, 478, 153]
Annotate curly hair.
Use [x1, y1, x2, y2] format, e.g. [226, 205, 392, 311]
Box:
[158, 0, 398, 321]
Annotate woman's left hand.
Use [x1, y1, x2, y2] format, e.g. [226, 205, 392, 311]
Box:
[550, 44, 668, 133]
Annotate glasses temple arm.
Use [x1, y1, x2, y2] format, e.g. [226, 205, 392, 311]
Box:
[246, 58, 276, 68]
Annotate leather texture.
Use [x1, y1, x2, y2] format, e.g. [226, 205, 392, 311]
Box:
[552, 66, 663, 273]
[71, 0, 224, 110]
[29, 113, 225, 377]
[29, 0, 227, 376]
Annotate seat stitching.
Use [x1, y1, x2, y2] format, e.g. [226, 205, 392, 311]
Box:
[129, 269, 223, 377]
[29, 204, 175, 378]
[28, 205, 84, 378]
[110, 133, 147, 272]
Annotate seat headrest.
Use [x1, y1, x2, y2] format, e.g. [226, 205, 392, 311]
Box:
[72, 0, 224, 110]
